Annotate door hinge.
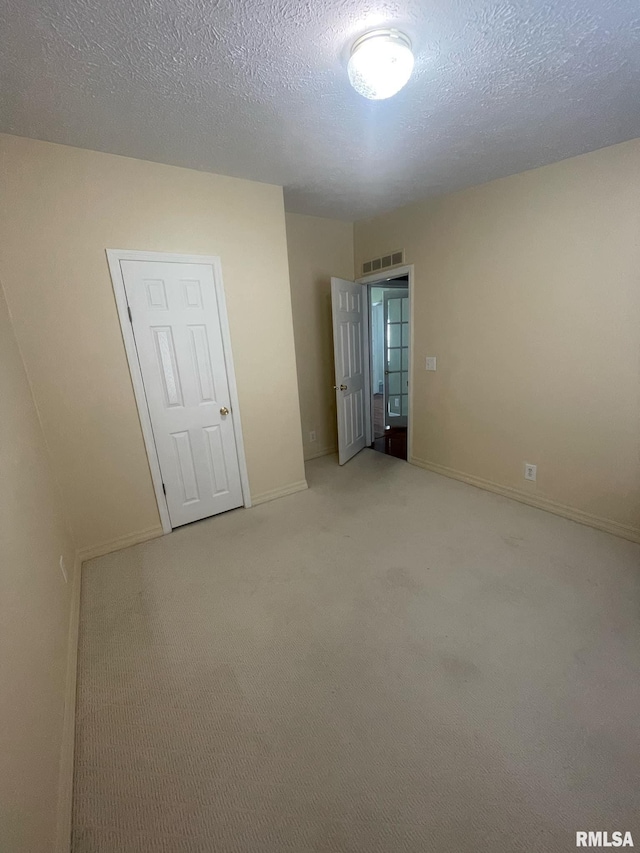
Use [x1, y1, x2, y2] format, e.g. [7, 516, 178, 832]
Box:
[127, 305, 132, 323]
[162, 483, 166, 496]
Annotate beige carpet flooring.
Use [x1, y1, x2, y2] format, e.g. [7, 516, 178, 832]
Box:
[73, 450, 640, 852]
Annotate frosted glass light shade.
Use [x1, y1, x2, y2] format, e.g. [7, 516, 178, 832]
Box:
[348, 29, 414, 100]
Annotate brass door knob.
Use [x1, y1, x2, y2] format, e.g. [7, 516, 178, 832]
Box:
[220, 406, 230, 416]
[333, 384, 347, 391]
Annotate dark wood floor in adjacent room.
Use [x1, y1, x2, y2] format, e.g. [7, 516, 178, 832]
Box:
[372, 393, 407, 460]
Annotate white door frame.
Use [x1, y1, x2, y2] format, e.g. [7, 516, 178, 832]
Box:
[106, 249, 252, 534]
[357, 265, 414, 461]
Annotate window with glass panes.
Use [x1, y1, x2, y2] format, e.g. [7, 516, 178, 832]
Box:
[385, 291, 409, 420]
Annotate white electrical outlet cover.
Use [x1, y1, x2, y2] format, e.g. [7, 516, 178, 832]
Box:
[426, 357, 437, 371]
[524, 463, 537, 481]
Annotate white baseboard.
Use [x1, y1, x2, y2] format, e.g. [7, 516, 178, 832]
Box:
[251, 479, 309, 506]
[410, 456, 640, 545]
[54, 525, 164, 852]
[55, 554, 82, 853]
[304, 445, 338, 462]
[54, 523, 163, 851]
[76, 525, 165, 564]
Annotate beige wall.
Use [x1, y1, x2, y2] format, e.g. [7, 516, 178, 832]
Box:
[0, 134, 305, 554]
[285, 212, 354, 459]
[0, 284, 76, 852]
[355, 139, 640, 540]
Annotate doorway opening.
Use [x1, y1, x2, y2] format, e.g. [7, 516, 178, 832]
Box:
[330, 265, 412, 467]
[368, 276, 409, 460]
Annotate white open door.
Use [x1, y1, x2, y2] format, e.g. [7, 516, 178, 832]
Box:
[331, 277, 369, 465]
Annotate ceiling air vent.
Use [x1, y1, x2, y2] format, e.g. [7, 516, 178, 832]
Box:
[362, 249, 404, 276]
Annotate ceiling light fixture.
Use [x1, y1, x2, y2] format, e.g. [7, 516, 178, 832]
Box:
[347, 28, 414, 100]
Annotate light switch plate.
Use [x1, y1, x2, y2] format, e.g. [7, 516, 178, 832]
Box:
[426, 357, 437, 371]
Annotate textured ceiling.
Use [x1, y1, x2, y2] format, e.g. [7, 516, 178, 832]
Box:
[1, 0, 639, 220]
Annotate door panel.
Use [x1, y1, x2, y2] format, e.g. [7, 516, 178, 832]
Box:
[172, 431, 199, 503]
[331, 277, 368, 465]
[121, 260, 243, 527]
